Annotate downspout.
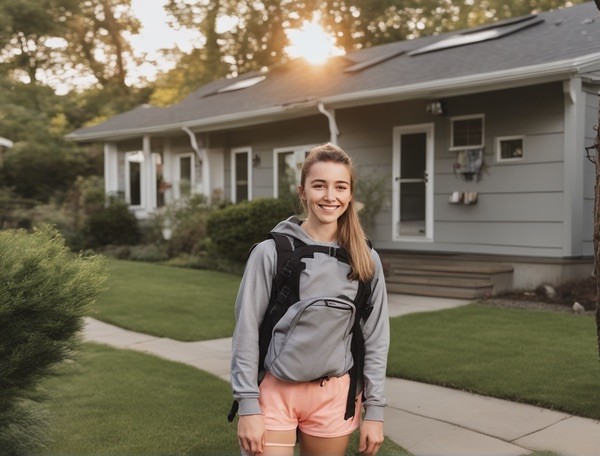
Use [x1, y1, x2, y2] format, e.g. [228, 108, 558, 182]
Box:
[318, 102, 339, 146]
[182, 126, 211, 201]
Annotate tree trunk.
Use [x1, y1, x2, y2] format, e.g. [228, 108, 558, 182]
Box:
[596, 97, 600, 360]
[594, 0, 600, 360]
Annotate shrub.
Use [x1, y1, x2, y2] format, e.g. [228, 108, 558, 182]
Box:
[128, 244, 169, 262]
[207, 198, 294, 263]
[84, 197, 140, 248]
[355, 173, 389, 237]
[156, 194, 215, 257]
[0, 187, 40, 229]
[0, 226, 106, 454]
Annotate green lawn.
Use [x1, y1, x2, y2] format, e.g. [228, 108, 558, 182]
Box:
[92, 259, 240, 341]
[387, 304, 600, 420]
[40, 343, 408, 456]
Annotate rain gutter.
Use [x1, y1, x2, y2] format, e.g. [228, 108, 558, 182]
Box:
[182, 126, 211, 201]
[317, 102, 339, 145]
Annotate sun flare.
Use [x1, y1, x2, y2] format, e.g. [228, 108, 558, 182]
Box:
[284, 14, 345, 65]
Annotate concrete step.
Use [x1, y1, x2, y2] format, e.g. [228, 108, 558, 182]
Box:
[388, 261, 514, 275]
[390, 268, 496, 282]
[387, 274, 492, 289]
[386, 282, 492, 299]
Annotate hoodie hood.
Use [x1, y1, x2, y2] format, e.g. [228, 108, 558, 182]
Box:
[270, 216, 340, 246]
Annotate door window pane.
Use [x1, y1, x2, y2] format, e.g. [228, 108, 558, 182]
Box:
[400, 133, 426, 179]
[235, 152, 248, 201]
[277, 151, 296, 198]
[399, 182, 425, 235]
[155, 153, 165, 208]
[179, 155, 192, 195]
[126, 151, 143, 206]
[129, 161, 141, 206]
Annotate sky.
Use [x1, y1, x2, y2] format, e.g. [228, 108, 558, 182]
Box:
[127, 0, 200, 84]
[47, 1, 337, 93]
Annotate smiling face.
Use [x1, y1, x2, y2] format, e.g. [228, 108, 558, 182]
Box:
[299, 160, 352, 229]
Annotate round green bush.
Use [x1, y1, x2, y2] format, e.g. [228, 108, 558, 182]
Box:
[84, 198, 140, 248]
[207, 198, 295, 263]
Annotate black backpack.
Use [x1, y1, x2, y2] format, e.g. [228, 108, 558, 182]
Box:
[228, 232, 373, 422]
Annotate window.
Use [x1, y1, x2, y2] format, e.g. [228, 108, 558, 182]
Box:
[231, 147, 252, 203]
[450, 115, 484, 150]
[125, 151, 144, 207]
[177, 153, 194, 197]
[154, 152, 165, 208]
[496, 136, 524, 163]
[273, 145, 316, 198]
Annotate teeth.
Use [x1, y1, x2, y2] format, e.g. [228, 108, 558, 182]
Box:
[319, 205, 338, 213]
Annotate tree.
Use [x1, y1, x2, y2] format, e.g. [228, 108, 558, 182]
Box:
[0, 0, 78, 85]
[594, 0, 600, 361]
[0, 76, 102, 203]
[0, 226, 106, 454]
[63, 0, 141, 91]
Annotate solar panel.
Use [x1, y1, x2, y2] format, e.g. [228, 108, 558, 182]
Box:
[408, 15, 543, 56]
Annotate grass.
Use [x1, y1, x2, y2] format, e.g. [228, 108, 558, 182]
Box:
[92, 258, 241, 341]
[387, 304, 600, 420]
[41, 343, 239, 455]
[40, 343, 408, 456]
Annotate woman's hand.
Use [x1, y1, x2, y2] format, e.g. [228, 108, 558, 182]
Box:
[359, 420, 384, 456]
[238, 414, 266, 454]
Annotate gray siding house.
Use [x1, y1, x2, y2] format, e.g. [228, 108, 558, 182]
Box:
[69, 2, 600, 297]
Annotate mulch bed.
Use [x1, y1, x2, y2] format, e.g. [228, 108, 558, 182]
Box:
[479, 276, 597, 315]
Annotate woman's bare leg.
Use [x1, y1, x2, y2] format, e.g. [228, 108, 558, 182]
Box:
[298, 431, 351, 456]
[249, 429, 296, 456]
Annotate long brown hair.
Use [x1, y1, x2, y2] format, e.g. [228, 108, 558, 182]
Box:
[299, 143, 375, 282]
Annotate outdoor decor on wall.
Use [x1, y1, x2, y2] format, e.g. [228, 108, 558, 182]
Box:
[453, 147, 485, 182]
[448, 191, 478, 205]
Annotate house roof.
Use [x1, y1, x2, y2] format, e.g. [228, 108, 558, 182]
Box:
[68, 1, 600, 142]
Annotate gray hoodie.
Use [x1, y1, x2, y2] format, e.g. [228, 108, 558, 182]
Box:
[230, 216, 390, 422]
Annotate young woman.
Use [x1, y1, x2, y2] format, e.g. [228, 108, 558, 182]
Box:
[231, 143, 390, 456]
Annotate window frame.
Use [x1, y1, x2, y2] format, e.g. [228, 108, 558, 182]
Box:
[175, 152, 195, 199]
[231, 146, 252, 203]
[273, 144, 317, 198]
[124, 151, 144, 208]
[449, 114, 485, 151]
[496, 135, 525, 163]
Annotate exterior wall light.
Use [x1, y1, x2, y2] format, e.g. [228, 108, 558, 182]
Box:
[426, 100, 447, 115]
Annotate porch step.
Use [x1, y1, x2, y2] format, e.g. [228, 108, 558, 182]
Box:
[386, 282, 491, 300]
[381, 253, 514, 299]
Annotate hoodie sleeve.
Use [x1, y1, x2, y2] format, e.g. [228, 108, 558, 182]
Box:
[230, 239, 276, 416]
[360, 250, 390, 421]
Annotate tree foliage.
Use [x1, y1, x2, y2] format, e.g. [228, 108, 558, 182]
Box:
[154, 0, 586, 105]
[0, 226, 106, 454]
[0, 76, 102, 203]
[0, 0, 78, 84]
[63, 0, 141, 90]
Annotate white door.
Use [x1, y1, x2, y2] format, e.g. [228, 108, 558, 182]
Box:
[392, 124, 434, 241]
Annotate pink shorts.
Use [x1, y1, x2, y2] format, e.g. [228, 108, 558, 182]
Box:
[258, 371, 362, 438]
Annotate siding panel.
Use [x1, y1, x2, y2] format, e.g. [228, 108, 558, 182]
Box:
[434, 221, 562, 249]
[435, 192, 563, 222]
[435, 162, 564, 194]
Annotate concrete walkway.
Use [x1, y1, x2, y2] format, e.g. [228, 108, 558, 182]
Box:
[83, 295, 600, 456]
